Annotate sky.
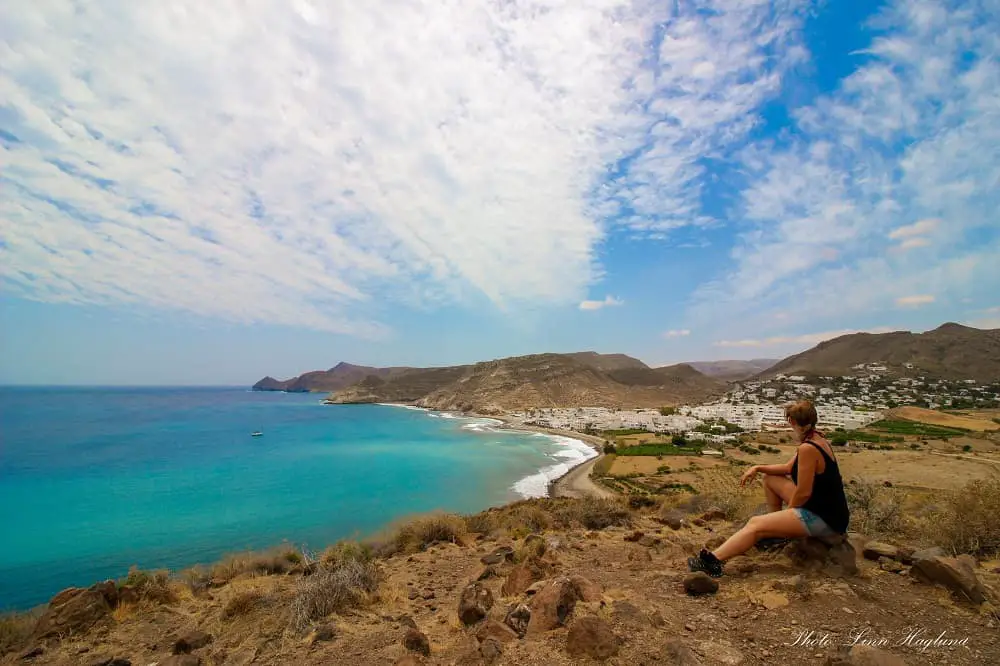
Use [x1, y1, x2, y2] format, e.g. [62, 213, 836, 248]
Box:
[1, 0, 999, 385]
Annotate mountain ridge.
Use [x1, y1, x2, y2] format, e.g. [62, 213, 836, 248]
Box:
[761, 323, 1000, 381]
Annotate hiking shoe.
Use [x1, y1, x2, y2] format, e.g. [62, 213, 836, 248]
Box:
[687, 549, 723, 577]
[755, 537, 791, 552]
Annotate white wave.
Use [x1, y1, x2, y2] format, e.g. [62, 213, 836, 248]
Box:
[512, 462, 569, 499]
[510, 432, 598, 499]
[375, 403, 427, 411]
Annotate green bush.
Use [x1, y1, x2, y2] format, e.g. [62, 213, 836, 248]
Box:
[936, 478, 1000, 556]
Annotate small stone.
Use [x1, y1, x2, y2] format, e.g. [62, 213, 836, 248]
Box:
[480, 546, 515, 565]
[683, 572, 718, 596]
[457, 582, 494, 626]
[159, 657, 201, 666]
[20, 647, 44, 660]
[173, 630, 212, 654]
[402, 627, 431, 657]
[407, 589, 419, 600]
[420, 589, 435, 600]
[476, 619, 518, 644]
[566, 616, 620, 661]
[701, 508, 727, 521]
[504, 604, 531, 638]
[879, 557, 905, 574]
[528, 577, 578, 633]
[862, 542, 900, 561]
[624, 530, 644, 542]
[823, 644, 907, 665]
[685, 623, 696, 632]
[692, 518, 706, 527]
[309, 623, 336, 644]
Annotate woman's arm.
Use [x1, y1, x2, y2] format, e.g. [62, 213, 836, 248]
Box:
[739, 454, 795, 486]
[788, 445, 819, 507]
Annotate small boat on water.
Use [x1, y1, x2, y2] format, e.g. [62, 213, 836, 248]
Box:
[251, 429, 263, 437]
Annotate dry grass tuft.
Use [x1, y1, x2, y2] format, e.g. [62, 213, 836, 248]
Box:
[554, 496, 631, 530]
[465, 500, 554, 537]
[321, 541, 372, 567]
[222, 590, 267, 620]
[121, 566, 176, 604]
[290, 559, 382, 633]
[936, 477, 1000, 556]
[211, 545, 303, 582]
[0, 610, 40, 656]
[377, 513, 467, 556]
[111, 602, 138, 623]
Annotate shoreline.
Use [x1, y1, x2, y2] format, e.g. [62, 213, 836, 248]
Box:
[373, 404, 613, 500]
[464, 412, 613, 500]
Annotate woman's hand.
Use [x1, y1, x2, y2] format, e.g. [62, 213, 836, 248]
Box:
[739, 465, 760, 487]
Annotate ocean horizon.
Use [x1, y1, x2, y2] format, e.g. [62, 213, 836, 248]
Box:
[0, 387, 594, 611]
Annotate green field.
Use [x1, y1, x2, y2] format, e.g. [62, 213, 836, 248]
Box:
[870, 419, 969, 437]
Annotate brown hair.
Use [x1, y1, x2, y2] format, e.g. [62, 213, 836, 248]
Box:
[785, 400, 818, 440]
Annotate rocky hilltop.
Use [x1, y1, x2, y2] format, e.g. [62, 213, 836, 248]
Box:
[762, 323, 1000, 381]
[686, 359, 779, 381]
[4, 494, 997, 666]
[326, 353, 725, 412]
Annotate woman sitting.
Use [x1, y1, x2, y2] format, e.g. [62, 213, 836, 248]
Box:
[688, 400, 850, 577]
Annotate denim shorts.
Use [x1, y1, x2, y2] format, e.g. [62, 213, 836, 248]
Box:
[793, 508, 838, 538]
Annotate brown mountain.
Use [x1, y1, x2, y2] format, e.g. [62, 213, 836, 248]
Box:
[252, 362, 410, 393]
[326, 353, 724, 413]
[686, 358, 779, 381]
[565, 352, 650, 372]
[762, 323, 1000, 381]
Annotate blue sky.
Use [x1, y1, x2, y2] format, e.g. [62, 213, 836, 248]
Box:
[1, 0, 999, 385]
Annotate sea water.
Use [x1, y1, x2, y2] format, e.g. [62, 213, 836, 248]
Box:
[0, 387, 594, 610]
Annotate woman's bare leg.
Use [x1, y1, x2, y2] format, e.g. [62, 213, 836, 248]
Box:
[762, 475, 795, 512]
[712, 509, 808, 561]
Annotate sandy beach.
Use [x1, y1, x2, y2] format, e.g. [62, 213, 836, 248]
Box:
[468, 413, 613, 499]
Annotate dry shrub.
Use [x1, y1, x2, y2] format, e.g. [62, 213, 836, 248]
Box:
[846, 478, 903, 538]
[555, 496, 630, 530]
[514, 538, 547, 564]
[936, 477, 1000, 556]
[111, 602, 138, 623]
[321, 541, 372, 567]
[378, 513, 467, 556]
[290, 559, 382, 632]
[121, 566, 176, 604]
[222, 590, 266, 620]
[0, 610, 40, 656]
[212, 545, 302, 581]
[465, 500, 554, 537]
[180, 565, 211, 594]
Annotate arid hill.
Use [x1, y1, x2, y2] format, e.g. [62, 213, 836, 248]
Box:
[686, 358, 779, 381]
[327, 354, 725, 412]
[252, 362, 412, 393]
[762, 323, 1000, 381]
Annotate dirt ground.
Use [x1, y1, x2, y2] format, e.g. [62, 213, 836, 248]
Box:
[890, 407, 1000, 432]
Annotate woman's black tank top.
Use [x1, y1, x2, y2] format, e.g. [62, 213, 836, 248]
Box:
[790, 440, 850, 534]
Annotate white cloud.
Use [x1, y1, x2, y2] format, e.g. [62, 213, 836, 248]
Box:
[579, 295, 623, 311]
[714, 327, 893, 349]
[896, 294, 935, 307]
[0, 0, 814, 336]
[663, 329, 691, 338]
[689, 0, 1000, 334]
[888, 218, 940, 239]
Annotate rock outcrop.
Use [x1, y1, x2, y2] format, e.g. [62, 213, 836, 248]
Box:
[33, 581, 118, 639]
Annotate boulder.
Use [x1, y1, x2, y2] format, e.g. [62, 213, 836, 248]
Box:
[624, 530, 644, 542]
[475, 619, 518, 644]
[457, 582, 494, 626]
[480, 546, 514, 566]
[568, 575, 602, 603]
[173, 630, 212, 654]
[910, 555, 987, 603]
[116, 585, 139, 606]
[660, 513, 684, 530]
[862, 542, 899, 561]
[504, 604, 531, 638]
[566, 616, 620, 661]
[683, 572, 718, 596]
[785, 537, 857, 575]
[33, 581, 118, 638]
[477, 638, 503, 665]
[20, 646, 44, 660]
[402, 627, 431, 656]
[528, 577, 578, 633]
[85, 658, 131, 666]
[910, 546, 945, 563]
[501, 563, 540, 597]
[824, 644, 908, 665]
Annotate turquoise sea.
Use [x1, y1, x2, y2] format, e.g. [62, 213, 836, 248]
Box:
[0, 387, 594, 610]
